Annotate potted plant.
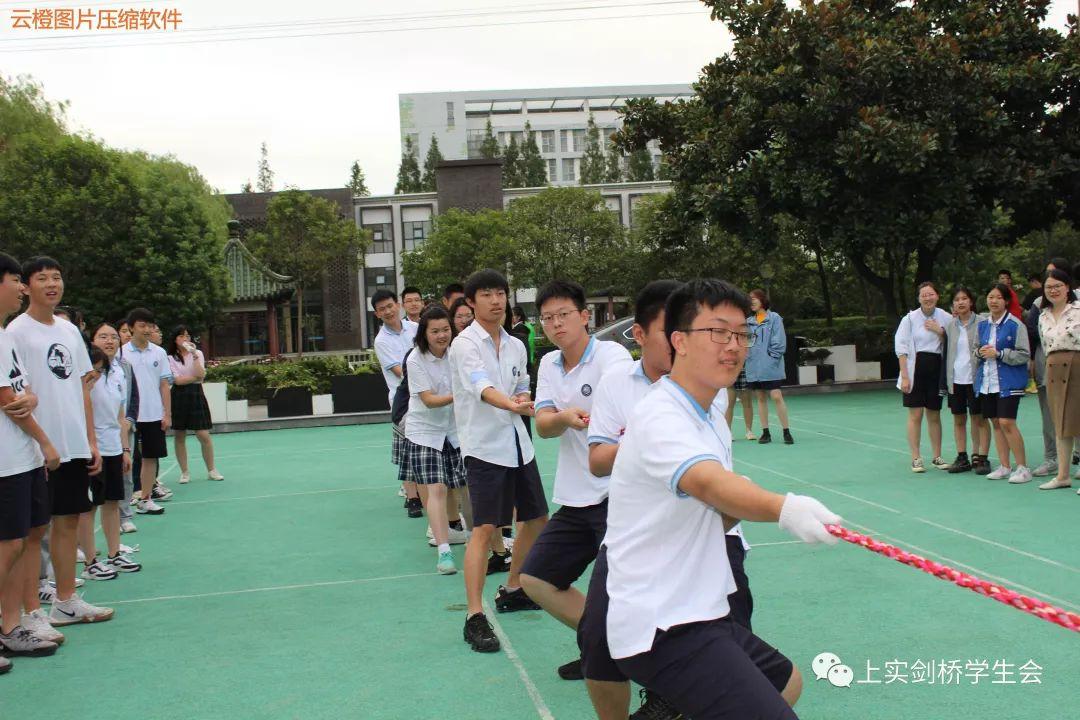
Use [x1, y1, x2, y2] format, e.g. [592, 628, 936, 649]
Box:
[331, 360, 390, 413]
[798, 347, 835, 384]
[265, 362, 318, 418]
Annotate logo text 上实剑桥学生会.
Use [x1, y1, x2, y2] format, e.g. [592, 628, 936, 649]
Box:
[812, 652, 1043, 688]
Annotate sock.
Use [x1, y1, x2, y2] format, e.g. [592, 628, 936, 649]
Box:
[437, 543, 450, 554]
[449, 520, 463, 531]
[958, 451, 969, 458]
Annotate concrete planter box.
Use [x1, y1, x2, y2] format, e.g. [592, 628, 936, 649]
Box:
[804, 344, 857, 383]
[798, 366, 818, 385]
[267, 388, 313, 418]
[225, 400, 249, 422]
[203, 382, 227, 424]
[330, 374, 389, 413]
[855, 361, 882, 381]
[313, 393, 334, 416]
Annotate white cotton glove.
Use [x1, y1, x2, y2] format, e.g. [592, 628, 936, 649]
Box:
[778, 493, 842, 545]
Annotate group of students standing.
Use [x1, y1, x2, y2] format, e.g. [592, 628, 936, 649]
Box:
[0, 252, 224, 675]
[896, 261, 1080, 492]
[374, 271, 841, 720]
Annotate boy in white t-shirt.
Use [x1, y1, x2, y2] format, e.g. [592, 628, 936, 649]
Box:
[122, 307, 173, 515]
[518, 279, 632, 681]
[6, 256, 113, 627]
[579, 279, 842, 720]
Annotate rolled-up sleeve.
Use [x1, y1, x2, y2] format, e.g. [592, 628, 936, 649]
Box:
[453, 337, 494, 400]
[373, 335, 399, 372]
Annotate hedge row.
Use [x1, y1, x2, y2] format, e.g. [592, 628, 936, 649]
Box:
[205, 356, 378, 401]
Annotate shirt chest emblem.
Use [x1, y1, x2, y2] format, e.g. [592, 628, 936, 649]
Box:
[47, 343, 73, 380]
[581, 383, 593, 397]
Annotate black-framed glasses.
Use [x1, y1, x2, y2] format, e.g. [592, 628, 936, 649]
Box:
[682, 327, 756, 348]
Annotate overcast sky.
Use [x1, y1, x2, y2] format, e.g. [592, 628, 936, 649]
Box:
[1, 0, 1077, 196]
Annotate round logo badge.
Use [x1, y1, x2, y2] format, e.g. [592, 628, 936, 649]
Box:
[581, 383, 593, 397]
[46, 343, 73, 380]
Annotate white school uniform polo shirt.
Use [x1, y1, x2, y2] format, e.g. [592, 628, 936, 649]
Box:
[405, 349, 458, 451]
[122, 341, 172, 423]
[90, 360, 127, 457]
[0, 327, 44, 476]
[448, 321, 533, 468]
[588, 360, 746, 547]
[6, 314, 93, 462]
[534, 337, 632, 507]
[605, 376, 738, 660]
[374, 319, 418, 407]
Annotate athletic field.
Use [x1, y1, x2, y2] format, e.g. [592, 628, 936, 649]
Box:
[5, 390, 1076, 719]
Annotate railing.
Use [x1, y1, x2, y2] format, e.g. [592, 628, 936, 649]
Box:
[219, 349, 377, 369]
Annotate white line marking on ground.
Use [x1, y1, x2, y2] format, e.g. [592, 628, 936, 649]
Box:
[168, 485, 399, 506]
[749, 540, 802, 547]
[109, 572, 433, 605]
[736, 459, 902, 514]
[483, 600, 556, 720]
[157, 460, 177, 480]
[216, 442, 388, 460]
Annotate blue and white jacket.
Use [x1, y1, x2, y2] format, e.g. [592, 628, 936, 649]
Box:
[745, 311, 787, 383]
[973, 313, 1030, 398]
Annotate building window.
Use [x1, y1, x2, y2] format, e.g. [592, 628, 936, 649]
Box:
[572, 129, 587, 152]
[541, 130, 554, 153]
[547, 159, 558, 182]
[446, 101, 455, 128]
[560, 130, 570, 153]
[402, 220, 432, 251]
[364, 223, 394, 254]
[364, 266, 398, 345]
[562, 158, 575, 182]
[467, 129, 486, 158]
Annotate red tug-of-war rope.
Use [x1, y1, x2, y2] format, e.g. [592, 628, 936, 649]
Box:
[826, 525, 1080, 634]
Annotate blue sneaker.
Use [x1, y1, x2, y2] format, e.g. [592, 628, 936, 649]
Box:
[437, 551, 457, 575]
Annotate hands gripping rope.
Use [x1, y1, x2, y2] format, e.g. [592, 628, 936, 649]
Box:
[826, 524, 1080, 634]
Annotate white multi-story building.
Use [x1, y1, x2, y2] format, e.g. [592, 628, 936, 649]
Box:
[399, 84, 692, 186]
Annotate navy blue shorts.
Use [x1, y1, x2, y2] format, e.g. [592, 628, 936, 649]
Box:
[0, 467, 49, 540]
[90, 454, 125, 505]
[48, 459, 92, 517]
[464, 454, 548, 528]
[521, 500, 606, 590]
[948, 384, 982, 416]
[980, 393, 1021, 420]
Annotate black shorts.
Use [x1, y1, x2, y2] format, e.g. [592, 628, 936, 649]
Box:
[748, 380, 784, 391]
[521, 501, 606, 590]
[902, 352, 944, 410]
[90, 454, 125, 506]
[0, 467, 50, 540]
[579, 541, 757, 684]
[465, 451, 548, 528]
[948, 384, 982, 416]
[980, 393, 1021, 420]
[136, 421, 168, 459]
[48, 459, 92, 517]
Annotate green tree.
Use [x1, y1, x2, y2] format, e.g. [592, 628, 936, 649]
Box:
[579, 113, 608, 185]
[518, 122, 547, 187]
[506, 187, 628, 292]
[619, 0, 1070, 319]
[256, 141, 273, 192]
[347, 160, 369, 196]
[479, 119, 501, 159]
[503, 135, 522, 188]
[395, 136, 423, 194]
[401, 209, 515, 296]
[604, 142, 623, 183]
[421, 135, 444, 192]
[625, 148, 655, 182]
[241, 180, 254, 193]
[247, 190, 368, 356]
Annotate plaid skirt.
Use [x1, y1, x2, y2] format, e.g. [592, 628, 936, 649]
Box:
[171, 383, 212, 431]
[406, 438, 466, 489]
[732, 368, 750, 391]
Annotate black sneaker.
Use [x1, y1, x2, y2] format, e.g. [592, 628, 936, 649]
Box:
[463, 613, 500, 653]
[494, 585, 540, 613]
[758, 428, 772, 444]
[973, 455, 992, 475]
[782, 428, 794, 445]
[630, 688, 682, 719]
[557, 657, 583, 680]
[946, 453, 972, 474]
[406, 497, 423, 518]
[486, 551, 511, 576]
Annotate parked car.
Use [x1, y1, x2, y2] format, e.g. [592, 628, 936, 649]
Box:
[593, 316, 636, 350]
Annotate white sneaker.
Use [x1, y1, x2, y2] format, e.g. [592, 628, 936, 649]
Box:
[178, 472, 190, 484]
[151, 484, 173, 502]
[48, 594, 114, 626]
[136, 499, 165, 515]
[106, 553, 142, 573]
[120, 521, 138, 534]
[745, 431, 757, 441]
[1031, 461, 1057, 477]
[1074, 466, 1080, 480]
[1038, 478, 1072, 490]
[76, 549, 86, 563]
[426, 526, 434, 540]
[21, 609, 64, 645]
[427, 527, 469, 546]
[986, 465, 1012, 480]
[38, 579, 55, 605]
[397, 485, 406, 497]
[1007, 466, 1032, 484]
[81, 559, 119, 581]
[208, 469, 225, 481]
[119, 543, 139, 554]
[503, 535, 515, 552]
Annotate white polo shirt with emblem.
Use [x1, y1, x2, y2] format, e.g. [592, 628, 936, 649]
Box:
[6, 314, 93, 462]
[604, 376, 739, 660]
[122, 341, 172, 423]
[405, 349, 458, 451]
[534, 337, 632, 507]
[0, 326, 44, 475]
[448, 321, 533, 468]
[374, 319, 418, 407]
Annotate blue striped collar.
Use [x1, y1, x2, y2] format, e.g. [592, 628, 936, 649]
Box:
[661, 376, 711, 421]
[551, 336, 597, 372]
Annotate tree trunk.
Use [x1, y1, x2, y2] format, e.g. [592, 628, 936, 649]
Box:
[296, 283, 305, 358]
[849, 254, 901, 321]
[811, 245, 834, 326]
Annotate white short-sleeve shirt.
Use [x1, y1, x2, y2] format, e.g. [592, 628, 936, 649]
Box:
[0, 327, 45, 476]
[534, 337, 633, 507]
[953, 324, 973, 386]
[122, 341, 172, 422]
[405, 349, 458, 451]
[374, 319, 419, 407]
[6, 314, 93, 462]
[90, 360, 127, 457]
[605, 377, 738, 660]
[448, 321, 534, 467]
